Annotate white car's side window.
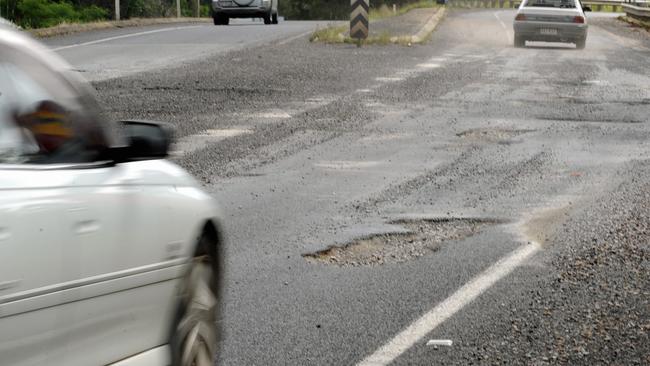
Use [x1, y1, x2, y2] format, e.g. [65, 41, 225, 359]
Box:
[0, 50, 110, 165]
[0, 63, 53, 163]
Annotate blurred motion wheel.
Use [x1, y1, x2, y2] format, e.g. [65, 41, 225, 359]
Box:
[272, 12, 278, 24]
[575, 37, 586, 49]
[514, 34, 525, 48]
[264, 13, 272, 24]
[171, 234, 220, 366]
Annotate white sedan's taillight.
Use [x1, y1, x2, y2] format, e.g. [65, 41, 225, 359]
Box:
[515, 14, 527, 21]
[573, 15, 585, 23]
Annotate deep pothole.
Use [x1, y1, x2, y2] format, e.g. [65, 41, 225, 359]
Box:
[303, 218, 502, 266]
[456, 128, 534, 143]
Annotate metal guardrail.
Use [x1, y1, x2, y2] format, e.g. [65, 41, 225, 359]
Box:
[447, 0, 637, 12]
[446, 0, 649, 22]
[623, 3, 650, 20]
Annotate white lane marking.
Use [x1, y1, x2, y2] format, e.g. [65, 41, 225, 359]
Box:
[426, 339, 453, 347]
[357, 241, 541, 366]
[315, 160, 382, 170]
[494, 11, 512, 44]
[253, 110, 292, 119]
[276, 30, 314, 46]
[173, 127, 252, 155]
[201, 128, 252, 137]
[52, 25, 204, 51]
[375, 77, 405, 82]
[417, 63, 441, 69]
[583, 80, 607, 85]
[356, 89, 373, 93]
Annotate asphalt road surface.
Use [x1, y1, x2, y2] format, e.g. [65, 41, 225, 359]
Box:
[44, 19, 335, 81]
[52, 10, 650, 365]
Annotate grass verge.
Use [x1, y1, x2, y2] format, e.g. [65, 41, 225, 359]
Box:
[310, 25, 413, 46]
[29, 17, 212, 38]
[370, 0, 439, 21]
[309, 24, 347, 43]
[310, 4, 444, 46]
[618, 15, 650, 32]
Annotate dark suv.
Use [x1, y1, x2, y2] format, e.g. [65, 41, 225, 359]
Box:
[211, 0, 279, 25]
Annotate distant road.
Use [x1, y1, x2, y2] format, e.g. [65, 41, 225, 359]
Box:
[43, 19, 336, 81]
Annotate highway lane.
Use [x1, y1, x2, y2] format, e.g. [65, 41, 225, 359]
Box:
[44, 19, 334, 81]
[73, 9, 649, 365]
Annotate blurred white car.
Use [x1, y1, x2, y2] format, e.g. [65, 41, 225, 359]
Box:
[0, 21, 224, 366]
[513, 0, 590, 49]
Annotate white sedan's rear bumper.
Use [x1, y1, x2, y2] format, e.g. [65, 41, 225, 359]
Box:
[514, 21, 587, 42]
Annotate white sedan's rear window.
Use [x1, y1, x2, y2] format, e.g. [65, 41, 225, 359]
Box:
[524, 0, 577, 8]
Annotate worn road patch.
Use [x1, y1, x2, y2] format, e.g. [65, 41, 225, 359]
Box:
[303, 218, 502, 266]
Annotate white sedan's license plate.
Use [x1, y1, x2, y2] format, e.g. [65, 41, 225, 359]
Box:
[540, 28, 558, 35]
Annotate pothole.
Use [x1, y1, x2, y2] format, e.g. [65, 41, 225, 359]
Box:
[303, 218, 502, 266]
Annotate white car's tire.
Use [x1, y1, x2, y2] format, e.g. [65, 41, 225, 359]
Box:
[514, 34, 525, 48]
[170, 233, 221, 366]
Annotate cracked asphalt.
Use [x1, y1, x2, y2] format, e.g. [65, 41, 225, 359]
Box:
[52, 9, 650, 365]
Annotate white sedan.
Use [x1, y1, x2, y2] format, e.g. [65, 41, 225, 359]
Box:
[0, 21, 224, 366]
[513, 0, 590, 49]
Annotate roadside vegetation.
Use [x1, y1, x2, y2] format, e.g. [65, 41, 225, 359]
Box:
[280, 0, 436, 21]
[369, 0, 438, 20]
[0, 0, 434, 29]
[0, 0, 210, 29]
[310, 1, 439, 46]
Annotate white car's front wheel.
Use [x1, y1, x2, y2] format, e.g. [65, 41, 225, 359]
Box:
[171, 234, 221, 366]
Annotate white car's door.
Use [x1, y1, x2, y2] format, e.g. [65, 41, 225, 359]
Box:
[0, 168, 74, 366]
[58, 162, 189, 366]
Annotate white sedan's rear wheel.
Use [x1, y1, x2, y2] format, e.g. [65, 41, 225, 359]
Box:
[514, 34, 525, 48]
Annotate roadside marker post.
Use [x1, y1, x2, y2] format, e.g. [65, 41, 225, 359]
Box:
[351, 0, 369, 47]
